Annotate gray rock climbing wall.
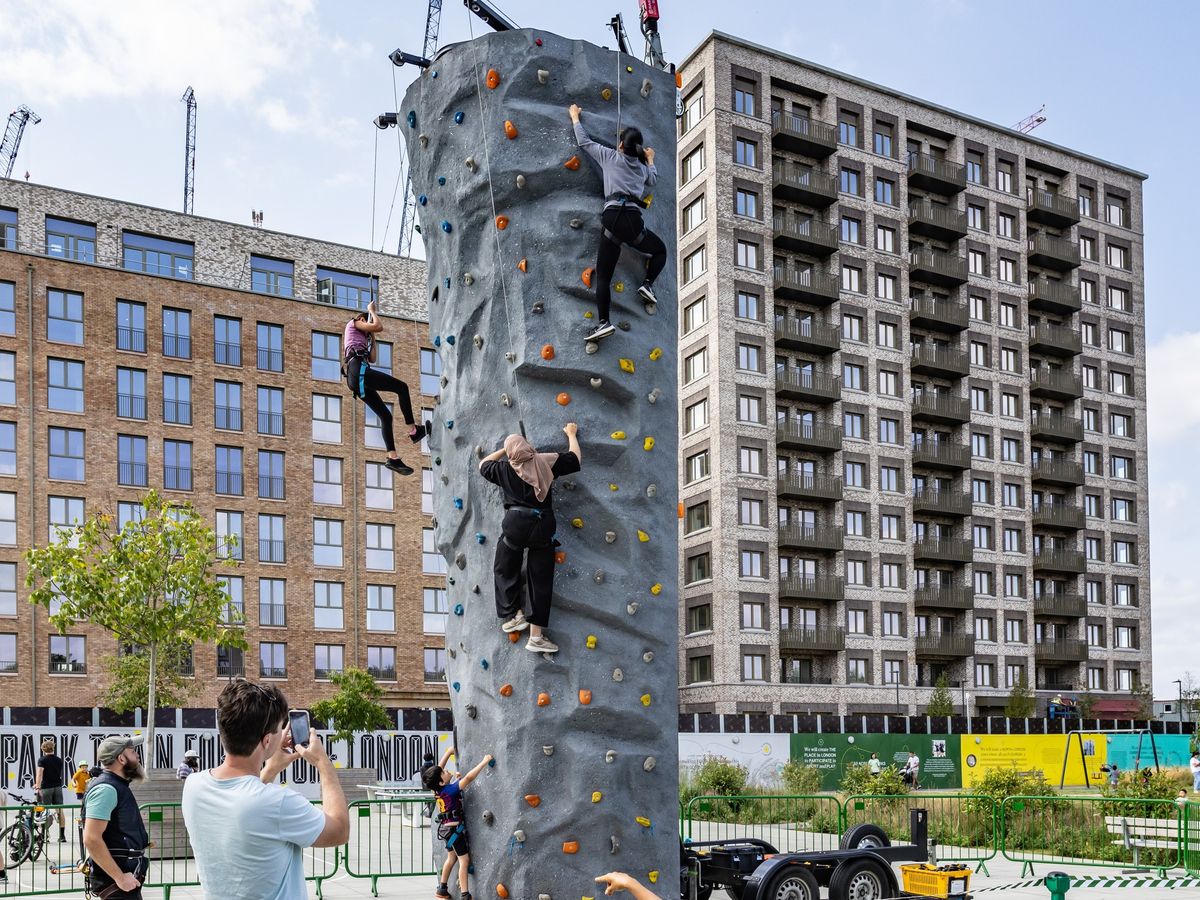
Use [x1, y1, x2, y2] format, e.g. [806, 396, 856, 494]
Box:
[402, 27, 679, 900]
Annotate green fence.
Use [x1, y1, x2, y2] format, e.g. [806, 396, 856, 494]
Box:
[344, 798, 437, 896]
[1186, 801, 1200, 876]
[842, 793, 997, 866]
[0, 802, 86, 898]
[682, 794, 844, 853]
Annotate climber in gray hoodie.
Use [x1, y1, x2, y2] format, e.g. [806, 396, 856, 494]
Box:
[570, 103, 667, 343]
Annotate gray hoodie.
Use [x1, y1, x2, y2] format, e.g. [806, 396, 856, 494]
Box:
[574, 121, 657, 210]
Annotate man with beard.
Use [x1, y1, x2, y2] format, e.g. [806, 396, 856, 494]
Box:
[81, 735, 149, 899]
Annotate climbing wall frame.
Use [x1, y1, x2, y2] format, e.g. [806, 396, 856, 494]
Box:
[402, 27, 679, 899]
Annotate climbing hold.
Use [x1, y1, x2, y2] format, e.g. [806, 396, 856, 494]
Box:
[564, 154, 581, 170]
[611, 836, 620, 854]
[609, 483, 619, 491]
[495, 214, 509, 230]
[626, 65, 634, 73]
[446, 419, 455, 429]
[561, 481, 576, 491]
[644, 757, 656, 772]
[643, 651, 654, 663]
[501, 393, 511, 407]
[592, 791, 602, 803]
[585, 341, 599, 355]
[611, 431, 626, 440]
[465, 156, 477, 172]
[543, 745, 554, 756]
[406, 110, 417, 127]
[455, 552, 467, 569]
[448, 648, 456, 659]
[537, 692, 551, 707]
[419, 134, 429, 148]
[516, 174, 527, 188]
[481, 659, 490, 670]
[433, 335, 442, 348]
[648, 872, 659, 885]
[496, 884, 509, 899]
[452, 681, 460, 692]
[447, 576, 455, 586]
[537, 69, 549, 84]
[635, 817, 651, 828]
[440, 473, 449, 485]
[593, 570, 604, 585]
[518, 258, 528, 273]
[438, 176, 446, 185]
[627, 602, 639, 615]
[554, 550, 567, 564]
[466, 704, 478, 719]
[525, 794, 541, 808]
[475, 532, 486, 544]
[486, 68, 501, 89]
[579, 689, 592, 705]
[605, 750, 616, 763]
[475, 446, 485, 459]
[601, 87, 613, 101]
[585, 634, 597, 649]
[644, 302, 658, 316]
[454, 603, 464, 616]
[590, 377, 603, 389]
[619, 358, 635, 373]
[640, 78, 652, 98]
[569, 218, 584, 229]
[612, 668, 624, 682]
[441, 220, 452, 233]
[441, 376, 449, 389]
[443, 277, 451, 289]
[605, 531, 616, 543]
[646, 484, 657, 497]
[531, 301, 544, 314]
[418, 194, 428, 206]
[454, 111, 465, 124]
[643, 437, 655, 451]
[613, 281, 624, 293]
[535, 37, 543, 45]
[541, 344, 555, 360]
[571, 517, 584, 529]
[650, 583, 662, 595]
[649, 347, 662, 361]
[581, 267, 595, 287]
[640, 694, 652, 707]
[647, 388, 662, 404]
[473, 334, 484, 349]
[508, 631, 520, 644]
[482, 810, 495, 825]
[504, 351, 515, 361]
[430, 70, 438, 78]
[562, 841, 579, 855]
[473, 584, 481, 594]
[556, 392, 571, 406]
[500, 684, 513, 697]
[637, 530, 649, 543]
[504, 120, 518, 139]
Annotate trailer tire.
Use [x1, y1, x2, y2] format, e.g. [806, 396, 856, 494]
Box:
[760, 866, 819, 900]
[724, 888, 743, 900]
[838, 823, 890, 850]
[827, 857, 892, 900]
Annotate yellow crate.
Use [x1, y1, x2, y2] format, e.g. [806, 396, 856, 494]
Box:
[899, 863, 972, 898]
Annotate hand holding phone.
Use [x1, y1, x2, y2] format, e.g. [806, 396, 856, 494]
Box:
[288, 709, 311, 747]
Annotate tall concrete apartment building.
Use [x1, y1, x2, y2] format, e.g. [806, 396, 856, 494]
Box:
[675, 33, 1151, 716]
[0, 180, 452, 709]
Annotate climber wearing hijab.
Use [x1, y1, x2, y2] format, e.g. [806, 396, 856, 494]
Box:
[478, 424, 582, 654]
[569, 103, 667, 344]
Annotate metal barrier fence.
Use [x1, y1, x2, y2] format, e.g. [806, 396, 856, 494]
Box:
[344, 798, 437, 896]
[842, 793, 997, 867]
[682, 794, 844, 853]
[1186, 801, 1200, 876]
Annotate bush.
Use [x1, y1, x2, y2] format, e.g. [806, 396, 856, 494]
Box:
[1101, 768, 1187, 818]
[780, 760, 823, 795]
[694, 756, 749, 797]
[840, 761, 909, 797]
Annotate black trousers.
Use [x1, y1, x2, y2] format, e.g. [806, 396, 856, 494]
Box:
[493, 508, 557, 628]
[594, 205, 667, 323]
[347, 358, 415, 453]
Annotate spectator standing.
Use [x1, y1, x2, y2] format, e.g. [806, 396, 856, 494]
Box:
[176, 749, 200, 780]
[903, 751, 921, 790]
[1190, 751, 1200, 794]
[81, 735, 150, 899]
[35, 738, 67, 842]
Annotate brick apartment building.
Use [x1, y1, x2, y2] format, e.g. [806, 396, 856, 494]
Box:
[0, 180, 452, 708]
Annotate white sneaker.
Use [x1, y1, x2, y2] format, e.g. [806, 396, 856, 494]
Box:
[501, 611, 529, 633]
[638, 282, 658, 304]
[526, 634, 559, 654]
[585, 321, 615, 342]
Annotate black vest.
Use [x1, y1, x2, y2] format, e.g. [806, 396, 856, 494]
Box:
[84, 770, 148, 853]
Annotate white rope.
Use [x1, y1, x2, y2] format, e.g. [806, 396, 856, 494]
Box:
[371, 126, 379, 249]
[615, 44, 622, 136]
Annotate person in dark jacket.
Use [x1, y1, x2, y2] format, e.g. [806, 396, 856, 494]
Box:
[35, 738, 67, 842]
[82, 735, 149, 899]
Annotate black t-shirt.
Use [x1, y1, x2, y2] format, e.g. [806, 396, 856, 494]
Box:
[38, 754, 64, 789]
[480, 451, 580, 510]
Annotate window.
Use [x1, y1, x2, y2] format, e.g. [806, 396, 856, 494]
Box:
[1000, 302, 1017, 328]
[1087, 667, 1105, 691]
[876, 273, 896, 301]
[875, 225, 895, 253]
[1109, 328, 1131, 354]
[996, 160, 1013, 193]
[882, 611, 902, 636]
[1000, 392, 1019, 417]
[968, 249, 986, 276]
[1086, 580, 1103, 604]
[259, 513, 285, 563]
[841, 265, 862, 293]
[1108, 286, 1130, 312]
[687, 449, 711, 482]
[1000, 347, 1019, 373]
[1083, 450, 1100, 475]
[846, 558, 867, 585]
[970, 387, 990, 412]
[0, 492, 13, 545]
[1005, 665, 1025, 689]
[975, 663, 994, 688]
[1106, 196, 1127, 227]
[1001, 437, 1021, 462]
[123, 231, 193, 279]
[846, 608, 867, 633]
[48, 496, 84, 545]
[0, 208, 13, 249]
[309, 332, 342, 381]
[216, 645, 245, 678]
[1079, 235, 1095, 261]
[682, 143, 705, 182]
[845, 509, 865, 536]
[682, 87, 706, 132]
[159, 373, 191, 425]
[1113, 539, 1136, 564]
[844, 461, 865, 488]
[878, 369, 898, 396]
[258, 640, 287, 678]
[1114, 583, 1137, 607]
[840, 167, 860, 195]
[735, 240, 759, 269]
[1110, 412, 1132, 438]
[878, 416, 899, 444]
[685, 397, 711, 431]
[972, 478, 992, 504]
[998, 213, 1015, 239]
[1084, 494, 1101, 517]
[1005, 573, 1024, 597]
[314, 644, 344, 680]
[46, 216, 96, 262]
[1084, 536, 1101, 561]
[874, 123, 893, 157]
[881, 563, 901, 588]
[367, 584, 396, 631]
[875, 177, 895, 205]
[1086, 623, 1104, 648]
[843, 411, 863, 439]
[838, 111, 859, 146]
[314, 582, 344, 629]
[734, 189, 758, 219]
[215, 446, 244, 496]
[686, 552, 711, 583]
[423, 587, 448, 634]
[843, 362, 864, 390]
[257, 386, 285, 436]
[687, 654, 713, 684]
[841, 216, 861, 244]
[0, 282, 12, 335]
[213, 315, 242, 366]
[47, 358, 84, 413]
[365, 522, 394, 571]
[967, 204, 983, 230]
[681, 347, 708, 385]
[216, 510, 243, 560]
[1081, 279, 1096, 305]
[1079, 186, 1094, 217]
[112, 301, 146, 355]
[1116, 669, 1135, 691]
[49, 635, 86, 674]
[683, 246, 706, 282]
[412, 347, 442, 397]
[161, 307, 192, 359]
[312, 518, 344, 568]
[972, 432, 991, 458]
[1002, 482, 1022, 508]
[975, 570, 994, 597]
[847, 658, 868, 684]
[49, 426, 85, 481]
[880, 465, 899, 492]
[686, 603, 712, 634]
[740, 549, 764, 578]
[877, 321, 897, 347]
[998, 258, 1016, 283]
[1083, 365, 1098, 389]
[683, 297, 707, 333]
[250, 255, 294, 297]
[316, 267, 377, 310]
[1003, 527, 1023, 553]
[734, 138, 757, 167]
[880, 514, 900, 540]
[0, 421, 13, 476]
[47, 289, 84, 344]
[741, 600, 765, 630]
[1081, 322, 1099, 347]
[965, 150, 983, 184]
[311, 394, 342, 444]
[256, 322, 284, 372]
[422, 527, 446, 574]
[1110, 371, 1131, 395]
[1115, 625, 1136, 649]
[163, 439, 192, 491]
[972, 524, 993, 550]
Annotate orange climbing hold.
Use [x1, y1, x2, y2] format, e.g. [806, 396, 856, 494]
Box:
[499, 683, 513, 697]
[496, 885, 509, 899]
[582, 267, 595, 288]
[504, 120, 518, 139]
[579, 689, 592, 705]
[495, 214, 509, 230]
[525, 794, 542, 808]
[541, 344, 555, 360]
[508, 631, 521, 643]
[517, 258, 528, 272]
[564, 154, 580, 170]
[537, 692, 551, 707]
[562, 841, 579, 854]
[556, 392, 571, 406]
[486, 68, 501, 89]
[555, 550, 567, 564]
[678, 503, 685, 519]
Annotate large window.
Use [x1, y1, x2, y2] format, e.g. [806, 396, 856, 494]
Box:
[367, 584, 396, 632]
[419, 348, 443, 397]
[313, 518, 344, 567]
[257, 386, 285, 436]
[316, 266, 377, 310]
[49, 635, 86, 674]
[259, 513, 285, 563]
[0, 492, 14, 545]
[422, 527, 447, 574]
[314, 644, 344, 679]
[45, 216, 96, 262]
[312, 332, 341, 381]
[258, 449, 285, 499]
[116, 299, 146, 353]
[682, 87, 704, 133]
[367, 646, 396, 681]
[423, 587, 448, 634]
[0, 561, 16, 616]
[216, 510, 243, 560]
[117, 434, 147, 486]
[116, 367, 147, 420]
[162, 308, 192, 359]
[0, 208, 14, 249]
[312, 394, 342, 444]
[49, 426, 85, 481]
[257, 322, 284, 372]
[250, 255, 294, 297]
[313, 456, 343, 505]
[48, 496, 84, 544]
[0, 421, 14, 476]
[424, 648, 447, 683]
[215, 380, 243, 431]
[313, 582, 344, 629]
[47, 358, 84, 412]
[366, 461, 393, 510]
[259, 578, 286, 628]
[366, 523, 394, 570]
[123, 231, 194, 279]
[214, 315, 242, 366]
[681, 143, 705, 183]
[47, 289, 84, 344]
[162, 373, 192, 425]
[0, 351, 12, 406]
[259, 641, 286, 678]
[0, 281, 13, 335]
[215, 446, 244, 496]
[163, 439, 193, 491]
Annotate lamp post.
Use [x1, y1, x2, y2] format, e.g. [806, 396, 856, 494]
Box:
[1174, 679, 1184, 727]
[960, 681, 967, 717]
[896, 682, 901, 715]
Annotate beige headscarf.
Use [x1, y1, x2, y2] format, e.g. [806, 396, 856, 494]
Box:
[504, 434, 557, 503]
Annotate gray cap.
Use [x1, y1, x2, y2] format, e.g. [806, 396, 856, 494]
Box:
[97, 734, 144, 766]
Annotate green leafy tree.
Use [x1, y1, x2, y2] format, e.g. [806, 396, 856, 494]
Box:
[1130, 678, 1154, 721]
[26, 491, 244, 768]
[926, 673, 955, 716]
[310, 668, 392, 748]
[102, 642, 195, 713]
[1004, 673, 1036, 718]
[1075, 692, 1097, 719]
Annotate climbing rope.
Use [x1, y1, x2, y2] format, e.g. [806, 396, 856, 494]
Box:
[615, 43, 622, 136]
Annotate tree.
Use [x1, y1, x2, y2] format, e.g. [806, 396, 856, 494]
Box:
[1004, 673, 1036, 718]
[926, 673, 954, 716]
[1076, 691, 1097, 719]
[26, 491, 244, 768]
[1130, 678, 1154, 721]
[102, 642, 195, 713]
[310, 668, 392, 749]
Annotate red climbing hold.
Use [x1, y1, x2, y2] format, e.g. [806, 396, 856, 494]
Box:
[555, 550, 567, 564]
[495, 214, 509, 230]
[499, 683, 513, 697]
[496, 884, 509, 899]
[582, 267, 595, 288]
[564, 155, 580, 170]
[556, 392, 571, 406]
[562, 841, 579, 854]
[504, 120, 518, 139]
[525, 794, 542, 808]
[486, 68, 501, 90]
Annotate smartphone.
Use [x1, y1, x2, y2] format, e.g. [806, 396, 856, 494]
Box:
[288, 709, 311, 748]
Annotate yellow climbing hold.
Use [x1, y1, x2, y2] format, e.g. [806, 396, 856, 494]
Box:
[650, 583, 662, 595]
[635, 816, 651, 828]
[592, 791, 602, 803]
[614, 281, 625, 293]
[643, 193, 653, 207]
[640, 693, 652, 707]
[649, 347, 662, 361]
[619, 358, 635, 374]
[611, 431, 626, 440]
[601, 87, 612, 101]
[609, 483, 619, 491]
[637, 530, 649, 543]
[571, 517, 584, 529]
[586, 634, 597, 649]
[584, 311, 594, 319]
[648, 872, 659, 884]
[643, 437, 655, 451]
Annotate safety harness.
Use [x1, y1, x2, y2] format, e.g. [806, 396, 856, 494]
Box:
[601, 196, 652, 247]
[342, 333, 374, 400]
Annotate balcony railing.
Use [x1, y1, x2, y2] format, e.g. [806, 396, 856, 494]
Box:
[772, 214, 838, 256]
[911, 391, 970, 423]
[0, 658, 16, 673]
[914, 585, 974, 610]
[1032, 457, 1085, 485]
[50, 660, 87, 674]
[911, 440, 971, 470]
[258, 475, 285, 500]
[771, 161, 838, 206]
[771, 112, 838, 157]
[1030, 368, 1083, 400]
[1031, 412, 1084, 444]
[215, 405, 243, 431]
[776, 370, 841, 403]
[912, 488, 972, 517]
[163, 465, 192, 491]
[257, 347, 284, 372]
[910, 344, 970, 378]
[215, 471, 244, 496]
[118, 461, 148, 487]
[260, 603, 287, 626]
[116, 394, 146, 419]
[259, 539, 286, 563]
[782, 674, 834, 685]
[260, 665, 288, 679]
[912, 537, 973, 563]
[1037, 679, 1078, 692]
[776, 422, 843, 452]
[1034, 639, 1088, 662]
[217, 658, 246, 678]
[774, 317, 840, 354]
[777, 474, 843, 501]
[1029, 322, 1083, 357]
[1028, 233, 1081, 271]
[915, 632, 975, 657]
[367, 666, 397, 681]
[909, 248, 968, 286]
[773, 266, 839, 305]
[907, 152, 967, 194]
[1027, 190, 1081, 227]
[162, 333, 192, 359]
[779, 626, 846, 653]
[778, 574, 845, 601]
[778, 524, 844, 551]
[257, 412, 285, 436]
[163, 399, 192, 425]
[1028, 277, 1081, 314]
[1035, 592, 1087, 618]
[214, 341, 242, 366]
[1032, 502, 1085, 530]
[909, 295, 968, 332]
[1033, 549, 1087, 573]
[908, 200, 968, 240]
[116, 326, 146, 353]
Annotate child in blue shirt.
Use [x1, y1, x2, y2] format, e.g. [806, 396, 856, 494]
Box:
[422, 747, 493, 900]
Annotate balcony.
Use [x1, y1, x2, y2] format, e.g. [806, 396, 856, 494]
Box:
[259, 539, 286, 564]
[777, 422, 843, 453]
[911, 391, 970, 425]
[773, 266, 839, 306]
[907, 152, 967, 195]
[215, 471, 244, 496]
[772, 161, 838, 207]
[778, 524, 844, 552]
[1028, 233, 1081, 271]
[1033, 549, 1087, 574]
[910, 344, 969, 379]
[214, 340, 242, 367]
[782, 675, 834, 685]
[1031, 412, 1084, 445]
[1037, 678, 1078, 692]
[909, 248, 968, 287]
[772, 214, 838, 257]
[164, 466, 193, 492]
[1033, 502, 1085, 531]
[1027, 190, 1081, 229]
[257, 411, 285, 436]
[779, 626, 846, 654]
[776, 370, 841, 404]
[1034, 639, 1088, 663]
[1028, 277, 1081, 315]
[1035, 592, 1087, 618]
[908, 200, 968, 241]
[778, 575, 845, 602]
[913, 537, 973, 563]
[116, 326, 147, 353]
[915, 632, 976, 658]
[1032, 457, 1085, 486]
[775, 317, 840, 355]
[909, 295, 969, 333]
[912, 441, 971, 471]
[777, 474, 843, 502]
[258, 475, 285, 500]
[912, 488, 972, 518]
[771, 112, 838, 158]
[257, 347, 284, 371]
[914, 585, 974, 610]
[1029, 322, 1082, 358]
[1030, 368, 1083, 401]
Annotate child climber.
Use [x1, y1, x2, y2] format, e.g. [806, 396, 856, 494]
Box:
[422, 746, 494, 900]
[343, 299, 427, 475]
[479, 424, 582, 655]
[569, 103, 667, 343]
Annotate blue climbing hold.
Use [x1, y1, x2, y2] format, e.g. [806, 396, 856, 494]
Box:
[454, 498, 464, 509]
[418, 194, 427, 206]
[406, 111, 416, 127]
[444, 277, 451, 288]
[440, 220, 451, 232]
[454, 603, 464, 616]
[454, 111, 464, 124]
[475, 532, 487, 544]
[452, 681, 461, 692]
[487, 758, 496, 768]
[434, 336, 442, 347]
[434, 456, 442, 466]
[437, 176, 446, 186]
[481, 659, 490, 670]
[446, 334, 456, 346]
[446, 420, 454, 429]
[431, 70, 439, 78]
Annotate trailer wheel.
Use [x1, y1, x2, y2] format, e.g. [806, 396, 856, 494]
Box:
[762, 865, 820, 900]
[828, 858, 891, 900]
[724, 888, 743, 900]
[838, 823, 890, 850]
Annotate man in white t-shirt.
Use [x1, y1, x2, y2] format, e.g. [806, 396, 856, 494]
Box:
[182, 680, 349, 900]
[904, 751, 921, 790]
[1190, 751, 1200, 794]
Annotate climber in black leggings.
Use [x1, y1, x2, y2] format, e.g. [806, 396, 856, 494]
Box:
[343, 301, 427, 475]
[570, 104, 667, 343]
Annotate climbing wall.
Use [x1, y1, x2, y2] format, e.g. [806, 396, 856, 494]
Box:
[402, 27, 679, 899]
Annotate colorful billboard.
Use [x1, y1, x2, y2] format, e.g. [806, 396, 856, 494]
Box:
[790, 733, 962, 790]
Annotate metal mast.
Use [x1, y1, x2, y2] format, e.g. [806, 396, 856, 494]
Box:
[0, 105, 41, 179]
[182, 87, 197, 214]
[397, 0, 443, 256]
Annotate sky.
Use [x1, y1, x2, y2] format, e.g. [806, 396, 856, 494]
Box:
[1, 0, 1196, 697]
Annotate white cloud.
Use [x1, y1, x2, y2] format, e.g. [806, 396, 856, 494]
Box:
[1147, 331, 1200, 444]
[259, 99, 302, 134]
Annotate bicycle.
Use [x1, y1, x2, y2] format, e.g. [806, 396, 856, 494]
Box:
[1, 790, 53, 867]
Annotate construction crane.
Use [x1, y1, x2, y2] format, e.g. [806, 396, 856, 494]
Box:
[396, 0, 444, 256]
[1014, 104, 1046, 135]
[639, 0, 668, 71]
[0, 105, 40, 179]
[182, 87, 197, 214]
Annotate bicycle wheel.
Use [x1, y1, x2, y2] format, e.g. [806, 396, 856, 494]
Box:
[29, 827, 47, 862]
[1, 820, 33, 866]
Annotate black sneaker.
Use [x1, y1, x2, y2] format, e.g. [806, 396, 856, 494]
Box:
[385, 457, 414, 476]
[409, 421, 430, 444]
[434, 884, 451, 899]
[585, 321, 616, 342]
[638, 282, 658, 304]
